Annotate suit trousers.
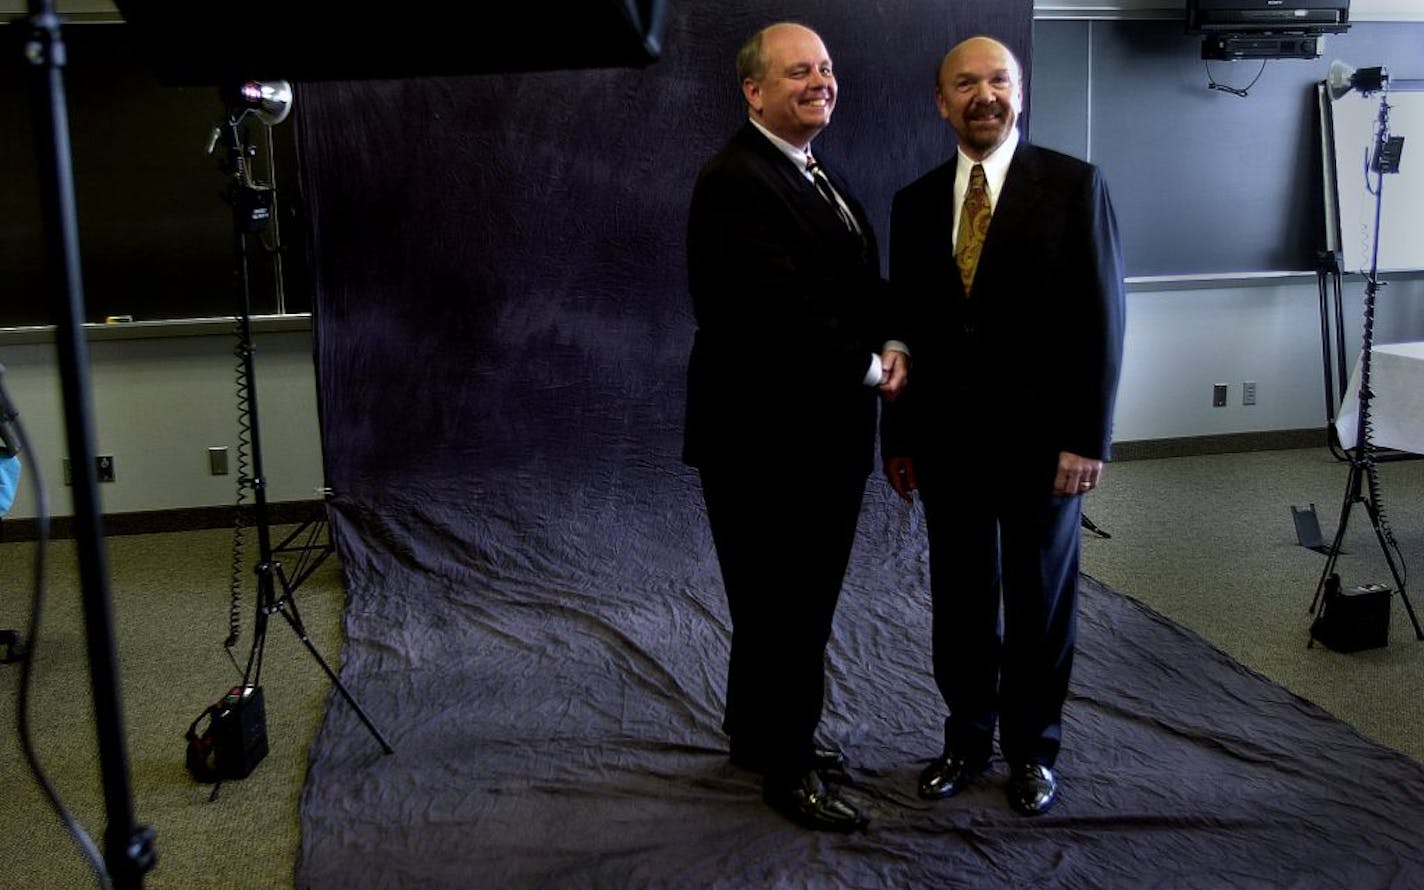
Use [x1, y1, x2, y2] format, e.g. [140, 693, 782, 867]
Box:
[699, 464, 865, 780]
[918, 458, 1081, 768]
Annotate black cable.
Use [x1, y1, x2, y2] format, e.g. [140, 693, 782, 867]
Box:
[1355, 284, 1408, 591]
[1363, 460, 1408, 588]
[222, 115, 264, 676]
[224, 322, 252, 676]
[1204, 58, 1268, 98]
[223, 115, 274, 691]
[2, 372, 109, 887]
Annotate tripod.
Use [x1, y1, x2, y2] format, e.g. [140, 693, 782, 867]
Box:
[272, 495, 335, 592]
[215, 102, 393, 756]
[1309, 83, 1422, 642]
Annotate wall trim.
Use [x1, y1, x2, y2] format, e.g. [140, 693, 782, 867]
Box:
[1113, 428, 1329, 460]
[0, 499, 327, 542]
[0, 314, 312, 347]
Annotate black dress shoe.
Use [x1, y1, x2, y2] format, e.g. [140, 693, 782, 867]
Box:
[763, 770, 868, 833]
[1006, 763, 1058, 816]
[917, 754, 989, 800]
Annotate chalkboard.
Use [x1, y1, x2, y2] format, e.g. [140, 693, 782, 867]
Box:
[0, 24, 306, 327]
[1325, 84, 1424, 274]
[1031, 19, 1424, 278]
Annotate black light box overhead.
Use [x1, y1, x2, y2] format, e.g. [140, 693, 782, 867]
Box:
[110, 0, 670, 84]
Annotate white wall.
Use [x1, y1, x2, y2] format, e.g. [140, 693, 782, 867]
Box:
[1116, 274, 1424, 442]
[1024, 0, 1424, 440]
[1, 322, 323, 521]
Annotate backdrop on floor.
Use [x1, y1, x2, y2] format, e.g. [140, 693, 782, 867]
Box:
[289, 0, 1424, 885]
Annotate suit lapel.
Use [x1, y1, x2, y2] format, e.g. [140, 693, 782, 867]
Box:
[928, 160, 965, 299]
[738, 124, 823, 211]
[979, 144, 1042, 283]
[738, 124, 866, 241]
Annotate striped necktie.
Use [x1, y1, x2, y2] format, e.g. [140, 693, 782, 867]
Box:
[955, 163, 991, 295]
[806, 154, 858, 233]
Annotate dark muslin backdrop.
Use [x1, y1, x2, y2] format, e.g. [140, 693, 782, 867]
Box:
[288, 2, 1424, 886]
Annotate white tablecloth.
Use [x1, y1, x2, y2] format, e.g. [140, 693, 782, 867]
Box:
[1336, 341, 1424, 453]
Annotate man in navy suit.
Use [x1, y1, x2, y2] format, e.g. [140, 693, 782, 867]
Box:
[882, 36, 1126, 817]
[684, 21, 907, 832]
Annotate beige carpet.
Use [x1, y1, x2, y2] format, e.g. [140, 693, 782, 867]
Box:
[1, 525, 345, 889]
[1082, 446, 1424, 762]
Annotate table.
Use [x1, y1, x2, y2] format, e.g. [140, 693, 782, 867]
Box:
[1335, 340, 1424, 453]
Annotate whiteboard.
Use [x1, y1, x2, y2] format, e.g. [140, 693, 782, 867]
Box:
[1327, 86, 1424, 273]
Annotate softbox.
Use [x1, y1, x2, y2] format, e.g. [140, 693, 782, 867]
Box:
[111, 0, 669, 84]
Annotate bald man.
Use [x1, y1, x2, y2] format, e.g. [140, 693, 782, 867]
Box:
[684, 21, 906, 833]
[882, 36, 1125, 816]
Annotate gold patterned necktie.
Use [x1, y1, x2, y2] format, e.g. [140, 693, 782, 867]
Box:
[955, 163, 991, 295]
[806, 154, 858, 233]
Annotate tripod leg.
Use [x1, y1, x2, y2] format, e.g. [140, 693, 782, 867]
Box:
[269, 567, 394, 754]
[1076, 509, 1110, 538]
[1360, 498, 1424, 640]
[1080, 513, 1110, 539]
[1311, 465, 1359, 615]
[273, 513, 334, 593]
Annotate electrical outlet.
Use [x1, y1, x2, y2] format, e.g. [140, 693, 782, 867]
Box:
[62, 456, 116, 484]
[1213, 383, 1228, 407]
[209, 446, 230, 476]
[1243, 381, 1257, 406]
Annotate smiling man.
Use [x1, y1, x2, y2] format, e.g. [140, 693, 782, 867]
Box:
[882, 35, 1126, 817]
[682, 21, 906, 833]
[740, 22, 835, 149]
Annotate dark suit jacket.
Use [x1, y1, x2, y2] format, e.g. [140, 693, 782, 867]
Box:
[881, 142, 1125, 474]
[683, 122, 887, 475]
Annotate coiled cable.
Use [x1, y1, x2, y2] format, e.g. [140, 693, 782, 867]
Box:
[1355, 295, 1409, 589]
[224, 326, 254, 675]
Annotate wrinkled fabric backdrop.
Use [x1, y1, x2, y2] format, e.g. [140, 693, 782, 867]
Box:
[289, 2, 1424, 887]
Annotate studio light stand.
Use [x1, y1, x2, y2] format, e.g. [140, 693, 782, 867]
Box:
[214, 84, 393, 756]
[21, 2, 155, 886]
[1309, 62, 1422, 642]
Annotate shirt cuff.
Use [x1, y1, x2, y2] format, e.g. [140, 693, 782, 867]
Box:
[864, 354, 883, 387]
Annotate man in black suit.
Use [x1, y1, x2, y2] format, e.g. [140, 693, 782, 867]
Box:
[882, 36, 1125, 817]
[684, 21, 907, 832]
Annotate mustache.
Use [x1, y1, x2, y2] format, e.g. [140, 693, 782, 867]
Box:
[967, 100, 1003, 120]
